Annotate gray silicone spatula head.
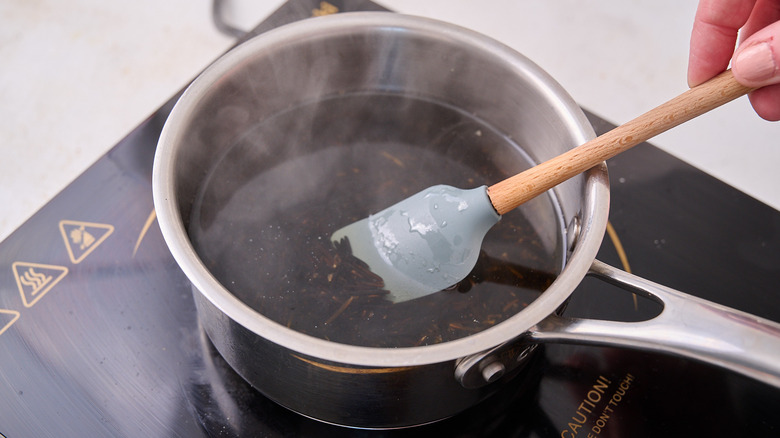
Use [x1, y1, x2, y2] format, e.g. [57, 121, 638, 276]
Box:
[331, 185, 500, 303]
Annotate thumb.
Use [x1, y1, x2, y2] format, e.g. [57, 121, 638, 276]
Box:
[732, 21, 780, 88]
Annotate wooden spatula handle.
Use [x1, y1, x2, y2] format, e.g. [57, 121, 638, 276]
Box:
[487, 70, 754, 215]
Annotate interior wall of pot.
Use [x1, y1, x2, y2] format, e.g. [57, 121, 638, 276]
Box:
[170, 21, 589, 256]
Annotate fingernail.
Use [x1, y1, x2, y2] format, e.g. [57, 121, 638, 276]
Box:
[733, 42, 777, 83]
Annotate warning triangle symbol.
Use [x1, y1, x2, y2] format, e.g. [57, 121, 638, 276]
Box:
[12, 262, 69, 308]
[0, 309, 20, 336]
[59, 220, 114, 264]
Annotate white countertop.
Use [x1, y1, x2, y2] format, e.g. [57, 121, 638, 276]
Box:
[1, 0, 778, 242]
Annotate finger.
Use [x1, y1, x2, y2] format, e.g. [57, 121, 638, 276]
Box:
[732, 21, 780, 87]
[747, 83, 780, 120]
[734, 19, 780, 120]
[688, 0, 757, 87]
[741, 0, 780, 40]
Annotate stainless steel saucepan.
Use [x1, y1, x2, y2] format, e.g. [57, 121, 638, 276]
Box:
[152, 12, 780, 429]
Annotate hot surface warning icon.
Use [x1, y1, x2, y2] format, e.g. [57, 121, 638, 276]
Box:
[59, 220, 114, 264]
[0, 309, 20, 336]
[12, 262, 69, 308]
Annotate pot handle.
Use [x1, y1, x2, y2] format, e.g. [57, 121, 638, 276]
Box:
[528, 259, 780, 389]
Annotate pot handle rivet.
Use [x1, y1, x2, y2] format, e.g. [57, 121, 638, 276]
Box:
[566, 215, 581, 251]
[481, 361, 505, 383]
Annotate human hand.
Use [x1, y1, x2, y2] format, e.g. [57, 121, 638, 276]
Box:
[688, 0, 780, 120]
